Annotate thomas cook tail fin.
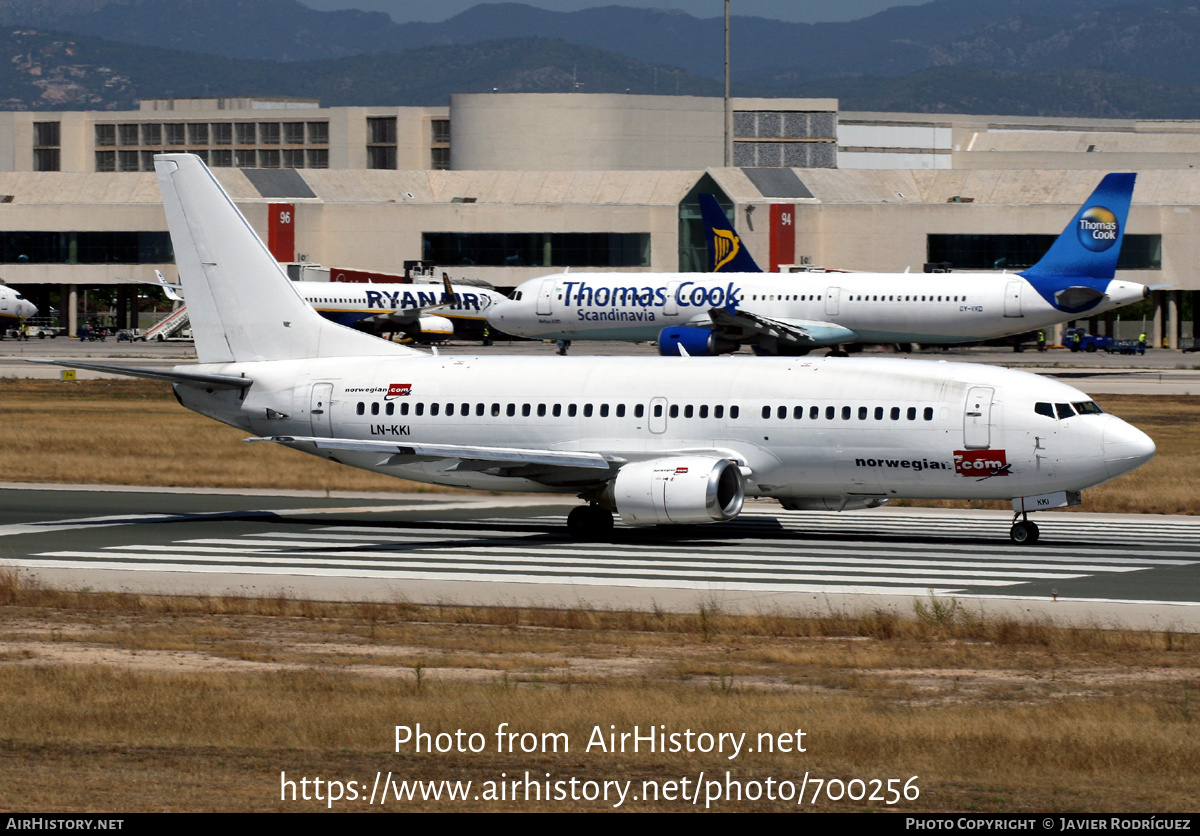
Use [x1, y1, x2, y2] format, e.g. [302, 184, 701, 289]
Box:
[1021, 173, 1136, 282]
[699, 194, 762, 273]
[154, 153, 415, 364]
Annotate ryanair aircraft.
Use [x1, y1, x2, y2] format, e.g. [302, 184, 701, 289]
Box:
[147, 269, 501, 343]
[0, 284, 37, 332]
[487, 177, 1149, 356]
[36, 156, 1155, 545]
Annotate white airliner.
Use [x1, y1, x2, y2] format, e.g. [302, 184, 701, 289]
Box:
[0, 284, 37, 332]
[146, 269, 502, 342]
[36, 155, 1155, 545]
[487, 178, 1149, 356]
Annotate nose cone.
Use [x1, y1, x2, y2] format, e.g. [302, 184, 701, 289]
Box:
[21, 300, 38, 318]
[1104, 419, 1155, 479]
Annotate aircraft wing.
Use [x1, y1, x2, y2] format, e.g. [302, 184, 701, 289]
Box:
[706, 307, 859, 348]
[249, 435, 617, 470]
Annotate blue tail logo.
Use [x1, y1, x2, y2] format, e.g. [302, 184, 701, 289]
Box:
[699, 194, 762, 273]
[1019, 173, 1136, 313]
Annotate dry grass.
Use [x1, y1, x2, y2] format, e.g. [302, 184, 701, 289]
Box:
[1, 378, 450, 493]
[3, 380, 1197, 514]
[1, 568, 1199, 811]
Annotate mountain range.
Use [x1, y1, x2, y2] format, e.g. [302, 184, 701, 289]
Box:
[3, 0, 1200, 117]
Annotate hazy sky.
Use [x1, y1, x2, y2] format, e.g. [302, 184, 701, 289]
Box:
[298, 1, 922, 24]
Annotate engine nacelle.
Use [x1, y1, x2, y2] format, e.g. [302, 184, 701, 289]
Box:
[416, 314, 455, 342]
[778, 496, 890, 512]
[657, 326, 739, 357]
[603, 456, 745, 525]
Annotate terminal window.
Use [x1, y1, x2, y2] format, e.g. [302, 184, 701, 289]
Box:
[928, 234, 1162, 271]
[423, 232, 650, 268]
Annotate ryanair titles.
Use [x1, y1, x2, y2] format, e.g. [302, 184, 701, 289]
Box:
[364, 289, 490, 312]
[563, 280, 742, 322]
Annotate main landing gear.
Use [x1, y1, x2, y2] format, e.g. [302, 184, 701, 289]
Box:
[567, 504, 614, 540]
[1010, 511, 1040, 545]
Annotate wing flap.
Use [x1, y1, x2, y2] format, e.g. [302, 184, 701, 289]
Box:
[707, 307, 858, 347]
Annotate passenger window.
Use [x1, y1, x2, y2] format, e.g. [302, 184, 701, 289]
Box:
[825, 406, 835, 420]
[778, 406, 787, 419]
[386, 402, 394, 416]
[891, 407, 900, 420]
[858, 406, 868, 420]
[809, 405, 819, 419]
[416, 403, 425, 416]
[794, 406, 804, 419]
[569, 404, 578, 418]
[635, 404, 644, 418]
[874, 407, 883, 420]
[491, 403, 500, 417]
[401, 403, 410, 416]
[461, 403, 469, 415]
[537, 404, 546, 417]
[907, 407, 916, 420]
[553, 404, 562, 417]
[683, 405, 692, 418]
[476, 404, 485, 416]
[762, 405, 771, 419]
[924, 407, 933, 421]
[506, 404, 515, 417]
[653, 404, 663, 418]
[430, 403, 439, 416]
[842, 406, 851, 420]
[699, 405, 708, 419]
[715, 405, 724, 419]
[371, 402, 379, 415]
[617, 404, 626, 418]
[522, 404, 531, 417]
[356, 402, 364, 415]
[730, 406, 739, 419]
[669, 405, 679, 418]
[583, 404, 593, 418]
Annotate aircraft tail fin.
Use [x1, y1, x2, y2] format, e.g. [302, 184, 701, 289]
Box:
[154, 153, 416, 364]
[699, 194, 762, 273]
[1021, 173, 1136, 282]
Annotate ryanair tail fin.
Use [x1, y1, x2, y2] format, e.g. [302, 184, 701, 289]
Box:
[1021, 173, 1136, 282]
[154, 154, 415, 364]
[699, 194, 762, 273]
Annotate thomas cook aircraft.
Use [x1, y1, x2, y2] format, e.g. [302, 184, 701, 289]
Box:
[487, 176, 1149, 357]
[34, 155, 1155, 544]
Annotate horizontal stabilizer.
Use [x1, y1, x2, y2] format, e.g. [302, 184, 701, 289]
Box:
[26, 358, 251, 389]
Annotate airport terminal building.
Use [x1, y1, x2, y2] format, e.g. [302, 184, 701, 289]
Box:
[0, 93, 1195, 344]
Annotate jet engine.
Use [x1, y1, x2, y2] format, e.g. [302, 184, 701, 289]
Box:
[601, 456, 745, 525]
[657, 326, 739, 357]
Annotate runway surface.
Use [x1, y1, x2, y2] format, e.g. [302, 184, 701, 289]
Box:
[4, 484, 1199, 629]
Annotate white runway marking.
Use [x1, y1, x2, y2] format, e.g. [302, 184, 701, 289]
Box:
[19, 508, 1200, 601]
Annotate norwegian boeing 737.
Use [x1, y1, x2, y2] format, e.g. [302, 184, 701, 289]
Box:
[487, 176, 1148, 356]
[35, 155, 1155, 545]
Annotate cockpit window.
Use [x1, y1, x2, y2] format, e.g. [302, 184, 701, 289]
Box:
[1072, 401, 1104, 415]
[1035, 402, 1054, 418]
[1055, 403, 1075, 419]
[509, 290, 523, 301]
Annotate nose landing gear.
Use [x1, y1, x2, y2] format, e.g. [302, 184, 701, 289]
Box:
[1010, 511, 1040, 545]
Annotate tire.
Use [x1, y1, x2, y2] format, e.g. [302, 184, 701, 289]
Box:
[567, 506, 614, 541]
[1010, 521, 1040, 545]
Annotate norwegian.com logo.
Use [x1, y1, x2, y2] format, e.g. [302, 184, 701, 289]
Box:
[953, 450, 1010, 478]
[384, 383, 412, 400]
[1076, 205, 1119, 252]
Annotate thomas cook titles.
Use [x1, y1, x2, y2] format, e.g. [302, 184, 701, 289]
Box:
[561, 280, 743, 310]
